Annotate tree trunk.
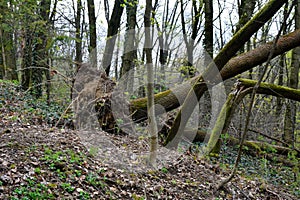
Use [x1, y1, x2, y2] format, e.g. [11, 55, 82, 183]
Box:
[31, 0, 51, 98]
[87, 0, 97, 68]
[200, 0, 214, 129]
[275, 3, 289, 116]
[21, 28, 32, 91]
[179, 0, 201, 74]
[102, 0, 124, 76]
[237, 0, 256, 78]
[75, 0, 82, 69]
[120, 0, 137, 93]
[283, 1, 300, 146]
[144, 0, 158, 167]
[236, 0, 257, 33]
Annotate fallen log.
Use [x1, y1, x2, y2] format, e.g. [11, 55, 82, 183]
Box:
[129, 29, 300, 121]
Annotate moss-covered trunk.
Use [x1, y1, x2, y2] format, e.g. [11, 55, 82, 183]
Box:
[130, 12, 300, 124]
[203, 78, 300, 156]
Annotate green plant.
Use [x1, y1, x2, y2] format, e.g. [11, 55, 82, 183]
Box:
[160, 167, 168, 173]
[79, 190, 90, 199]
[61, 182, 75, 193]
[34, 167, 41, 174]
[12, 181, 55, 199]
[75, 169, 82, 177]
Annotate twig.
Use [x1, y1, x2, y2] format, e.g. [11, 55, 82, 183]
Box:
[249, 129, 288, 144]
[266, 187, 282, 200]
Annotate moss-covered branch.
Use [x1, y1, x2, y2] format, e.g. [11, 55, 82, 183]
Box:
[238, 78, 300, 101]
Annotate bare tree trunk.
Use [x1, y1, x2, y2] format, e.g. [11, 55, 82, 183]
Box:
[120, 0, 137, 93]
[283, 1, 300, 146]
[237, 0, 256, 79]
[145, 0, 158, 167]
[200, 0, 214, 129]
[75, 0, 82, 69]
[179, 0, 202, 75]
[0, 29, 7, 79]
[21, 28, 32, 91]
[87, 0, 97, 68]
[102, 0, 124, 76]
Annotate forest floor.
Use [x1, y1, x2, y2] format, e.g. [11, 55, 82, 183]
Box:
[0, 80, 299, 199]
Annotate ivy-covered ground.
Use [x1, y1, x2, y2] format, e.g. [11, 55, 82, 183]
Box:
[0, 80, 299, 199]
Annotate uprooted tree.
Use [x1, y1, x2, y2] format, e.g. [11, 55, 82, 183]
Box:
[94, 0, 300, 147]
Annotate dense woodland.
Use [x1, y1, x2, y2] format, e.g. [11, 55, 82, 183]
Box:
[0, 0, 300, 199]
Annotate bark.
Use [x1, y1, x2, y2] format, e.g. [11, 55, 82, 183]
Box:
[180, 0, 202, 70]
[236, 0, 256, 78]
[283, 1, 300, 146]
[32, 0, 51, 98]
[144, 0, 158, 167]
[75, 0, 82, 69]
[120, 0, 137, 93]
[201, 0, 214, 128]
[204, 0, 213, 58]
[102, 0, 124, 76]
[21, 29, 32, 91]
[220, 30, 300, 80]
[275, 3, 289, 116]
[87, 0, 97, 67]
[236, 0, 257, 33]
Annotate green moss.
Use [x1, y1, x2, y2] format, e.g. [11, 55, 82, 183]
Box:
[130, 89, 172, 110]
[204, 93, 235, 156]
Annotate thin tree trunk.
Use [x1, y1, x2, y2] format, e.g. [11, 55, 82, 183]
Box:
[75, 0, 82, 69]
[21, 28, 32, 91]
[145, 0, 158, 167]
[200, 0, 214, 129]
[283, 1, 300, 146]
[87, 0, 97, 68]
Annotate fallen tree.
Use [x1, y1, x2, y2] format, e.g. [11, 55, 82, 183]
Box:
[95, 0, 300, 143]
[128, 29, 300, 121]
[95, 29, 300, 134]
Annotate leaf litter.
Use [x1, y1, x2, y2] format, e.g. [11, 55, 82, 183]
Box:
[0, 81, 298, 199]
